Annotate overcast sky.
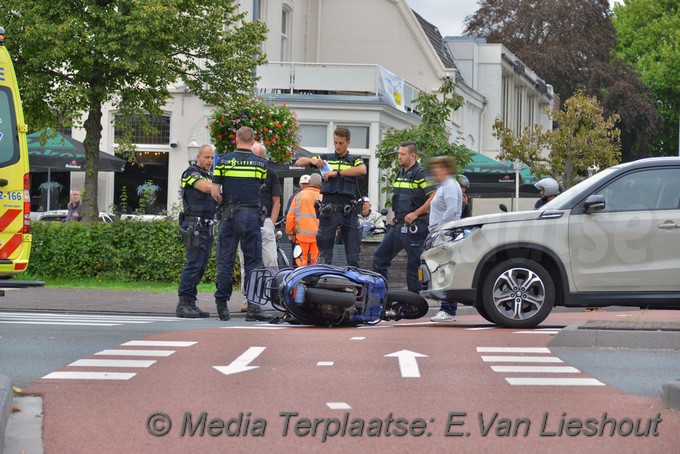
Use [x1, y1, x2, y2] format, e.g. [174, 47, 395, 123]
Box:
[406, 0, 624, 37]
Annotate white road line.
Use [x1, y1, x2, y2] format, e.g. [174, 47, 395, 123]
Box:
[481, 356, 563, 363]
[394, 321, 438, 326]
[465, 327, 497, 331]
[0, 316, 153, 324]
[68, 359, 156, 368]
[317, 361, 334, 366]
[357, 324, 393, 329]
[0, 312, 183, 321]
[327, 402, 352, 410]
[94, 349, 176, 357]
[122, 341, 197, 347]
[0, 321, 120, 326]
[477, 347, 551, 353]
[42, 371, 136, 380]
[491, 366, 580, 373]
[513, 332, 559, 335]
[350, 337, 366, 340]
[505, 377, 605, 386]
[221, 326, 289, 330]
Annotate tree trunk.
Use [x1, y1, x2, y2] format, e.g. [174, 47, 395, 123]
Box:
[563, 156, 574, 190]
[82, 97, 104, 223]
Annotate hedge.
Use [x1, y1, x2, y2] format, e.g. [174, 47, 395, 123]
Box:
[27, 220, 239, 285]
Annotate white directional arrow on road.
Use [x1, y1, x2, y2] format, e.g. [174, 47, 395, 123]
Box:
[384, 350, 428, 378]
[214, 346, 266, 376]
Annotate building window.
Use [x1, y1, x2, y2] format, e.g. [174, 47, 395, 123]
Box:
[346, 126, 370, 149]
[528, 96, 536, 127]
[281, 6, 291, 61]
[300, 124, 328, 148]
[515, 88, 523, 134]
[501, 76, 510, 125]
[114, 114, 170, 145]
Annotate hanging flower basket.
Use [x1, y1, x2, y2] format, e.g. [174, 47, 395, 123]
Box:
[209, 97, 301, 164]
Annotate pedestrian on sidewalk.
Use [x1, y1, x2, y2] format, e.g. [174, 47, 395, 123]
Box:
[428, 156, 463, 322]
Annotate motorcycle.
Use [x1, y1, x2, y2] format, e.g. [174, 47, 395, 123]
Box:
[245, 264, 429, 327]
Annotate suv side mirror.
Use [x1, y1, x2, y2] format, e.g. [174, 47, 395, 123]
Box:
[584, 195, 606, 213]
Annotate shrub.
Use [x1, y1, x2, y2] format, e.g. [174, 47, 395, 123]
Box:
[28, 220, 239, 286]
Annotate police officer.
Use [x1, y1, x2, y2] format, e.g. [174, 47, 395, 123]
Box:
[294, 127, 366, 266]
[176, 144, 216, 318]
[211, 126, 274, 322]
[372, 142, 436, 293]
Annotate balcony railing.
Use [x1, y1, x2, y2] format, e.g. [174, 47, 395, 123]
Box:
[257, 62, 423, 113]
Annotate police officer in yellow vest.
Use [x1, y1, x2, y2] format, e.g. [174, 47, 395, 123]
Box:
[294, 127, 366, 266]
[211, 126, 274, 322]
[372, 142, 436, 293]
[176, 144, 216, 318]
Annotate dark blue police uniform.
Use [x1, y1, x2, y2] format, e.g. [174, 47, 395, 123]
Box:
[372, 162, 436, 293]
[177, 164, 216, 317]
[212, 148, 267, 320]
[315, 152, 364, 267]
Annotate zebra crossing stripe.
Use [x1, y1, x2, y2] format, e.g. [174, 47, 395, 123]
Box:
[94, 349, 176, 357]
[42, 372, 136, 380]
[481, 355, 563, 363]
[68, 359, 156, 368]
[477, 347, 551, 353]
[122, 341, 196, 347]
[505, 377, 605, 386]
[491, 366, 580, 373]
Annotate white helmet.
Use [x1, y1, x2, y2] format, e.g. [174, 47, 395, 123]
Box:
[459, 175, 470, 188]
[534, 178, 560, 197]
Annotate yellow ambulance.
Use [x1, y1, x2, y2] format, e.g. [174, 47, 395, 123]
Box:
[0, 27, 36, 283]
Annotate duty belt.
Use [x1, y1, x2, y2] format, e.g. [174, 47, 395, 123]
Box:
[185, 215, 215, 226]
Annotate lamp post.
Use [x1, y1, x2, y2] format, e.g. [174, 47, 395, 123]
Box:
[187, 136, 199, 165]
[512, 160, 522, 211]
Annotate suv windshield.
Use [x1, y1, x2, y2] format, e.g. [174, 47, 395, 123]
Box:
[541, 167, 619, 210]
[0, 87, 19, 167]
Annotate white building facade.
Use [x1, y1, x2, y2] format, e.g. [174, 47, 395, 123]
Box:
[68, 0, 553, 214]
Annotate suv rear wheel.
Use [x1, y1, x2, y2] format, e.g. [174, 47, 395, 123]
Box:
[481, 258, 555, 328]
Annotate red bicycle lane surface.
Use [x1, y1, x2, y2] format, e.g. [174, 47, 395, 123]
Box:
[28, 316, 680, 453]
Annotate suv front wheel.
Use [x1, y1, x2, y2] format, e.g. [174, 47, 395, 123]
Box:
[481, 258, 555, 328]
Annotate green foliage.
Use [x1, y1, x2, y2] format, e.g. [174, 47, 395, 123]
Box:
[613, 0, 680, 155]
[28, 220, 239, 286]
[5, 1, 267, 220]
[374, 80, 471, 201]
[210, 97, 301, 163]
[494, 91, 621, 189]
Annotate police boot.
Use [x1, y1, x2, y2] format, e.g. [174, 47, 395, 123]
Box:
[191, 298, 210, 318]
[215, 300, 231, 321]
[176, 296, 201, 318]
[245, 302, 275, 322]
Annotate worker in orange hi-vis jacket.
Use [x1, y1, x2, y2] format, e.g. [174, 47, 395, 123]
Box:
[286, 173, 323, 266]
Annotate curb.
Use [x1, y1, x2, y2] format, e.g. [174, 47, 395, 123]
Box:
[662, 381, 680, 411]
[548, 322, 680, 350]
[550, 322, 680, 412]
[0, 374, 12, 454]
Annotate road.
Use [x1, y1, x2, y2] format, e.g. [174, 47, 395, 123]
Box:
[2, 308, 679, 453]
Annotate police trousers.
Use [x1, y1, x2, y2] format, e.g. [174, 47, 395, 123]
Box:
[317, 209, 360, 267]
[214, 209, 262, 303]
[372, 222, 428, 293]
[178, 223, 214, 299]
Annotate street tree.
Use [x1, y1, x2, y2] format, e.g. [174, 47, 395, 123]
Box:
[374, 79, 471, 204]
[465, 0, 661, 159]
[5, 1, 267, 221]
[613, 0, 680, 155]
[494, 91, 621, 189]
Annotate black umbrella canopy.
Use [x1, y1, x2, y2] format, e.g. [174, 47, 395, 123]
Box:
[267, 147, 319, 179]
[27, 131, 126, 172]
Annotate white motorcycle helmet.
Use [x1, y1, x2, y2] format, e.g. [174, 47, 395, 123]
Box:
[534, 178, 560, 197]
[459, 175, 470, 188]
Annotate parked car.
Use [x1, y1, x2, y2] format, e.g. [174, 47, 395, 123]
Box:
[419, 157, 680, 328]
[31, 210, 115, 223]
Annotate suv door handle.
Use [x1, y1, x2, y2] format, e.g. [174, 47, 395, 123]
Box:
[657, 221, 680, 230]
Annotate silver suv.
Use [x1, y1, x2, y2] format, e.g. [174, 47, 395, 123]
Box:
[419, 157, 680, 328]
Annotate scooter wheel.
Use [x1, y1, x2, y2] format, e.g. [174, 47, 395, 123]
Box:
[304, 287, 356, 308]
[384, 290, 429, 319]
